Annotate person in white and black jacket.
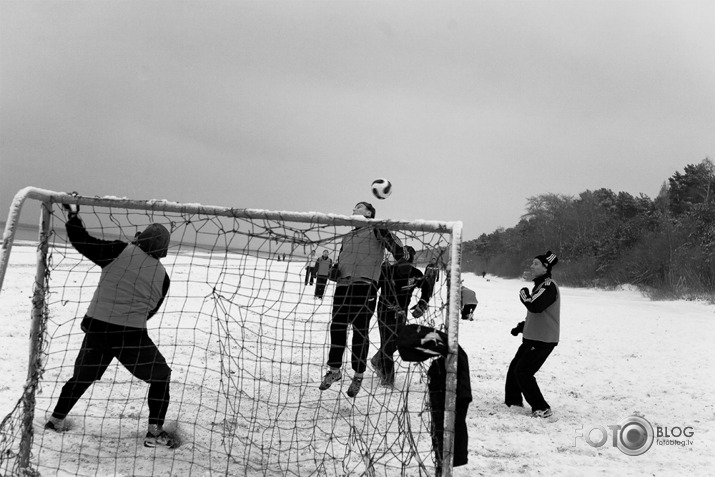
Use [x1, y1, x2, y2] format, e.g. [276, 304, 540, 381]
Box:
[45, 204, 176, 448]
[505, 251, 560, 418]
[318, 201, 405, 398]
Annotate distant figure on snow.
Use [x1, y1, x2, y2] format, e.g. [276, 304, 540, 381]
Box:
[313, 250, 333, 300]
[305, 250, 316, 286]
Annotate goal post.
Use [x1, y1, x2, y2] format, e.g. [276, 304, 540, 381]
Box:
[0, 187, 464, 477]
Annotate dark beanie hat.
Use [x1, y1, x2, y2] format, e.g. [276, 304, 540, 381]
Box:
[357, 201, 376, 218]
[134, 223, 171, 258]
[535, 250, 558, 271]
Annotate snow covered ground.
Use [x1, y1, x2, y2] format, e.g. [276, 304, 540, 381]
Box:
[1, 243, 714, 476]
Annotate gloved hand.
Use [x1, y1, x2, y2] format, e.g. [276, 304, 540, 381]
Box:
[62, 203, 79, 219]
[511, 321, 525, 336]
[411, 299, 428, 318]
[519, 287, 531, 302]
[62, 192, 80, 218]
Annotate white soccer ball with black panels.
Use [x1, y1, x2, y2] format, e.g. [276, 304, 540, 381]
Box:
[371, 178, 392, 200]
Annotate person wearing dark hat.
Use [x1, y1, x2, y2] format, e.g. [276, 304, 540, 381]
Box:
[370, 245, 433, 386]
[397, 324, 472, 471]
[505, 251, 560, 418]
[45, 204, 176, 449]
[318, 201, 405, 397]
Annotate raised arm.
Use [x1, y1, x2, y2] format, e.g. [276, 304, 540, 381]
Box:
[374, 228, 405, 261]
[65, 214, 127, 267]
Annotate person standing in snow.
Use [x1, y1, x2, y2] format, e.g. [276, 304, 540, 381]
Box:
[505, 251, 560, 419]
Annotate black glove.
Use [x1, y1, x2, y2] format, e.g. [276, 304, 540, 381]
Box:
[411, 299, 428, 318]
[510, 321, 525, 336]
[519, 287, 531, 302]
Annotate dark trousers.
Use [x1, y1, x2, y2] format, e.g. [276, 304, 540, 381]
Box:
[374, 304, 407, 378]
[327, 282, 377, 374]
[305, 267, 314, 285]
[461, 304, 476, 320]
[52, 318, 172, 426]
[429, 369, 470, 467]
[504, 338, 556, 411]
[314, 275, 329, 298]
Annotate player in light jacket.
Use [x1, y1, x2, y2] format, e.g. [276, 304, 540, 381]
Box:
[318, 201, 405, 397]
[505, 251, 560, 418]
[45, 205, 176, 448]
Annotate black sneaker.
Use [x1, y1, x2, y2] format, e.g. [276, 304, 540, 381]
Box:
[44, 418, 67, 432]
[380, 372, 395, 387]
[346, 376, 363, 397]
[144, 430, 176, 449]
[370, 355, 384, 379]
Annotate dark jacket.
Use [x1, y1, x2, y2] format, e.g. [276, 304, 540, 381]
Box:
[377, 261, 433, 312]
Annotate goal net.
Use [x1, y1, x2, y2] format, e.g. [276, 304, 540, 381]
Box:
[0, 187, 463, 477]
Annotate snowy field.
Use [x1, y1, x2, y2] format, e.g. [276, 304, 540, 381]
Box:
[1, 242, 714, 476]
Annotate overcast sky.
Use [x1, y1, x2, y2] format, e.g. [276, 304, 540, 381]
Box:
[2, 1, 714, 240]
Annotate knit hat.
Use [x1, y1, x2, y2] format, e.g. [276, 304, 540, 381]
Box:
[134, 223, 171, 258]
[356, 201, 376, 218]
[535, 250, 558, 271]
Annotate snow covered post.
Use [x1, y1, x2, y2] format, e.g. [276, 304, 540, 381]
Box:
[18, 197, 51, 470]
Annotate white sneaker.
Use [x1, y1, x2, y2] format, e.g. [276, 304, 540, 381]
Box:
[531, 409, 553, 418]
[144, 430, 177, 449]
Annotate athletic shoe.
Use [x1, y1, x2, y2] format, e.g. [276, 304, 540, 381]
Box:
[370, 355, 384, 379]
[380, 372, 395, 387]
[318, 370, 341, 390]
[531, 409, 553, 418]
[144, 430, 176, 449]
[44, 417, 67, 432]
[346, 376, 363, 397]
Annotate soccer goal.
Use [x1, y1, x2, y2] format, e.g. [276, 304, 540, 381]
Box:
[0, 187, 464, 477]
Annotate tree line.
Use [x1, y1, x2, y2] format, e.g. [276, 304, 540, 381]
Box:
[463, 158, 715, 299]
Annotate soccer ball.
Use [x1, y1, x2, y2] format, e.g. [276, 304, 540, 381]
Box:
[371, 178, 392, 200]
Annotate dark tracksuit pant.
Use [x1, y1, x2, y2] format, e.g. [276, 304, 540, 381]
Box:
[504, 338, 556, 411]
[327, 282, 377, 374]
[314, 275, 329, 298]
[374, 304, 406, 379]
[51, 317, 172, 426]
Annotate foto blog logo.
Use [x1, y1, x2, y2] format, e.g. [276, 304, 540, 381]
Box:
[576, 415, 655, 456]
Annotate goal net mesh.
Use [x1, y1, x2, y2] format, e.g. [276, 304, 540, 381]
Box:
[0, 197, 459, 477]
